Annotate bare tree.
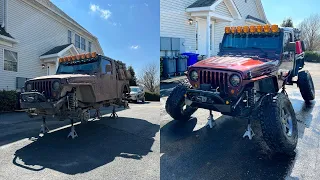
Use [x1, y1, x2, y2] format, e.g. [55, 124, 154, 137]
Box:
[298, 14, 320, 51]
[138, 62, 160, 93]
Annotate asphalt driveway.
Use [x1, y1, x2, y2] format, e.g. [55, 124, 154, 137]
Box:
[160, 62, 320, 180]
[0, 102, 160, 180]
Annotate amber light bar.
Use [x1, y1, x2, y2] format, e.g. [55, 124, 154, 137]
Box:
[59, 52, 98, 63]
[225, 24, 279, 34]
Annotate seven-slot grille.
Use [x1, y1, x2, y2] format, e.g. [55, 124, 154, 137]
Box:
[199, 70, 229, 94]
[31, 81, 52, 98]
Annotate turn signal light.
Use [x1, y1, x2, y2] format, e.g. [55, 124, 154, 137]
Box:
[225, 25, 279, 34]
[59, 58, 63, 63]
[249, 26, 256, 33]
[231, 27, 236, 33]
[85, 53, 91, 58]
[67, 56, 72, 62]
[63, 57, 68, 62]
[76, 55, 81, 60]
[72, 56, 76, 60]
[271, 24, 279, 32]
[236, 26, 242, 33]
[263, 25, 271, 32]
[225, 27, 231, 34]
[91, 52, 97, 58]
[256, 25, 263, 33]
[81, 54, 86, 59]
[243, 26, 249, 33]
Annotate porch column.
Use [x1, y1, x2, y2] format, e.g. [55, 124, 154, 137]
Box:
[55, 58, 59, 72]
[206, 14, 211, 58]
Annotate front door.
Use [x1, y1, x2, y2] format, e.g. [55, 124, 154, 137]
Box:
[197, 18, 214, 56]
[100, 58, 117, 100]
[197, 19, 207, 55]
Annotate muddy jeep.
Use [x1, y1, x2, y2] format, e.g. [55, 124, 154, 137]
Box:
[20, 52, 131, 138]
[166, 25, 315, 155]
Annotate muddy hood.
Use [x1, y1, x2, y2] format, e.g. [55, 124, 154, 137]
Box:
[192, 56, 279, 77]
[30, 74, 95, 84]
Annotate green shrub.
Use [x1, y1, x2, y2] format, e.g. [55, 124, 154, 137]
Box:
[145, 91, 160, 101]
[304, 51, 320, 63]
[0, 90, 18, 112]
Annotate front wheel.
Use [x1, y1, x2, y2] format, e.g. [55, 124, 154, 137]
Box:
[165, 84, 197, 121]
[297, 70, 315, 102]
[259, 93, 298, 155]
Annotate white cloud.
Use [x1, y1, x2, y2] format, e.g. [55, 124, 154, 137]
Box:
[144, 3, 148, 6]
[108, 4, 112, 6]
[130, 5, 135, 9]
[130, 45, 140, 50]
[90, 3, 111, 20]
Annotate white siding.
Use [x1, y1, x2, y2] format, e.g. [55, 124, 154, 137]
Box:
[215, 1, 232, 18]
[213, 21, 230, 55]
[0, 0, 99, 90]
[160, 0, 197, 55]
[232, 0, 263, 26]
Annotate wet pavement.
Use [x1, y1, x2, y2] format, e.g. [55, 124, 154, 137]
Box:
[0, 102, 160, 180]
[160, 63, 320, 180]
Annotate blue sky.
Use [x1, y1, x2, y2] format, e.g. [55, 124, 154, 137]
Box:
[51, 0, 159, 74]
[262, 0, 320, 27]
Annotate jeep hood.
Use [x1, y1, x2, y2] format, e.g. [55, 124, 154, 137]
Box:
[191, 56, 279, 78]
[32, 74, 92, 80]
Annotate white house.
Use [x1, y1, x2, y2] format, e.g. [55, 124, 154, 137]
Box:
[160, 0, 268, 57]
[0, 0, 104, 90]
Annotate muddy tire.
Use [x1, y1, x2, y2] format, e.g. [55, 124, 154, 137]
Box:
[165, 84, 197, 121]
[259, 93, 298, 155]
[297, 70, 315, 102]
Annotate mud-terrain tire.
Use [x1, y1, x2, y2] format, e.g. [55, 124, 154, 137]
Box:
[259, 93, 298, 155]
[165, 84, 197, 121]
[297, 70, 315, 102]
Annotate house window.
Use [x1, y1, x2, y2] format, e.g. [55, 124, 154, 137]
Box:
[4, 49, 17, 72]
[81, 37, 86, 51]
[68, 30, 72, 44]
[75, 34, 80, 48]
[88, 42, 92, 52]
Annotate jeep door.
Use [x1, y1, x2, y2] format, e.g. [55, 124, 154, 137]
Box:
[100, 58, 117, 100]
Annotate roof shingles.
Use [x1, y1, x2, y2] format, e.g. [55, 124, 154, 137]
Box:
[187, 0, 218, 8]
[41, 44, 72, 56]
[246, 15, 266, 24]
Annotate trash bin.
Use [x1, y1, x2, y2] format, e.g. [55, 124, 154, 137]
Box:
[176, 55, 187, 75]
[163, 56, 176, 77]
[182, 53, 199, 66]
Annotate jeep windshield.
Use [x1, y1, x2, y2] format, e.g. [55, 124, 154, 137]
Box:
[221, 33, 281, 56]
[56, 61, 99, 74]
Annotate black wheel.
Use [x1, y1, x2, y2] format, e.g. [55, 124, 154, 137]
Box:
[259, 93, 298, 155]
[165, 84, 197, 121]
[297, 70, 315, 102]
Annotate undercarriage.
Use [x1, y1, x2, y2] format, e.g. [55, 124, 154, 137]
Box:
[21, 91, 129, 139]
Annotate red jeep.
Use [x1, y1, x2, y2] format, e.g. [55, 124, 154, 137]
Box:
[166, 25, 315, 155]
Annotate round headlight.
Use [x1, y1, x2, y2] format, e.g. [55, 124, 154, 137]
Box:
[26, 83, 32, 91]
[53, 81, 60, 90]
[229, 74, 241, 87]
[190, 70, 198, 81]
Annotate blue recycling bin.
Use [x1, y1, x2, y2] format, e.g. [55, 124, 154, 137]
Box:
[182, 53, 199, 66]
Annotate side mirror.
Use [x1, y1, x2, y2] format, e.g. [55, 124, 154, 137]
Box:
[285, 42, 296, 52]
[106, 64, 112, 72]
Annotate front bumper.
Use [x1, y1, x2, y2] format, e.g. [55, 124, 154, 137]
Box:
[20, 92, 65, 110]
[186, 89, 232, 113]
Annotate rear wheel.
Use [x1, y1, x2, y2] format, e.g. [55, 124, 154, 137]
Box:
[297, 70, 315, 102]
[259, 93, 298, 155]
[165, 84, 197, 121]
